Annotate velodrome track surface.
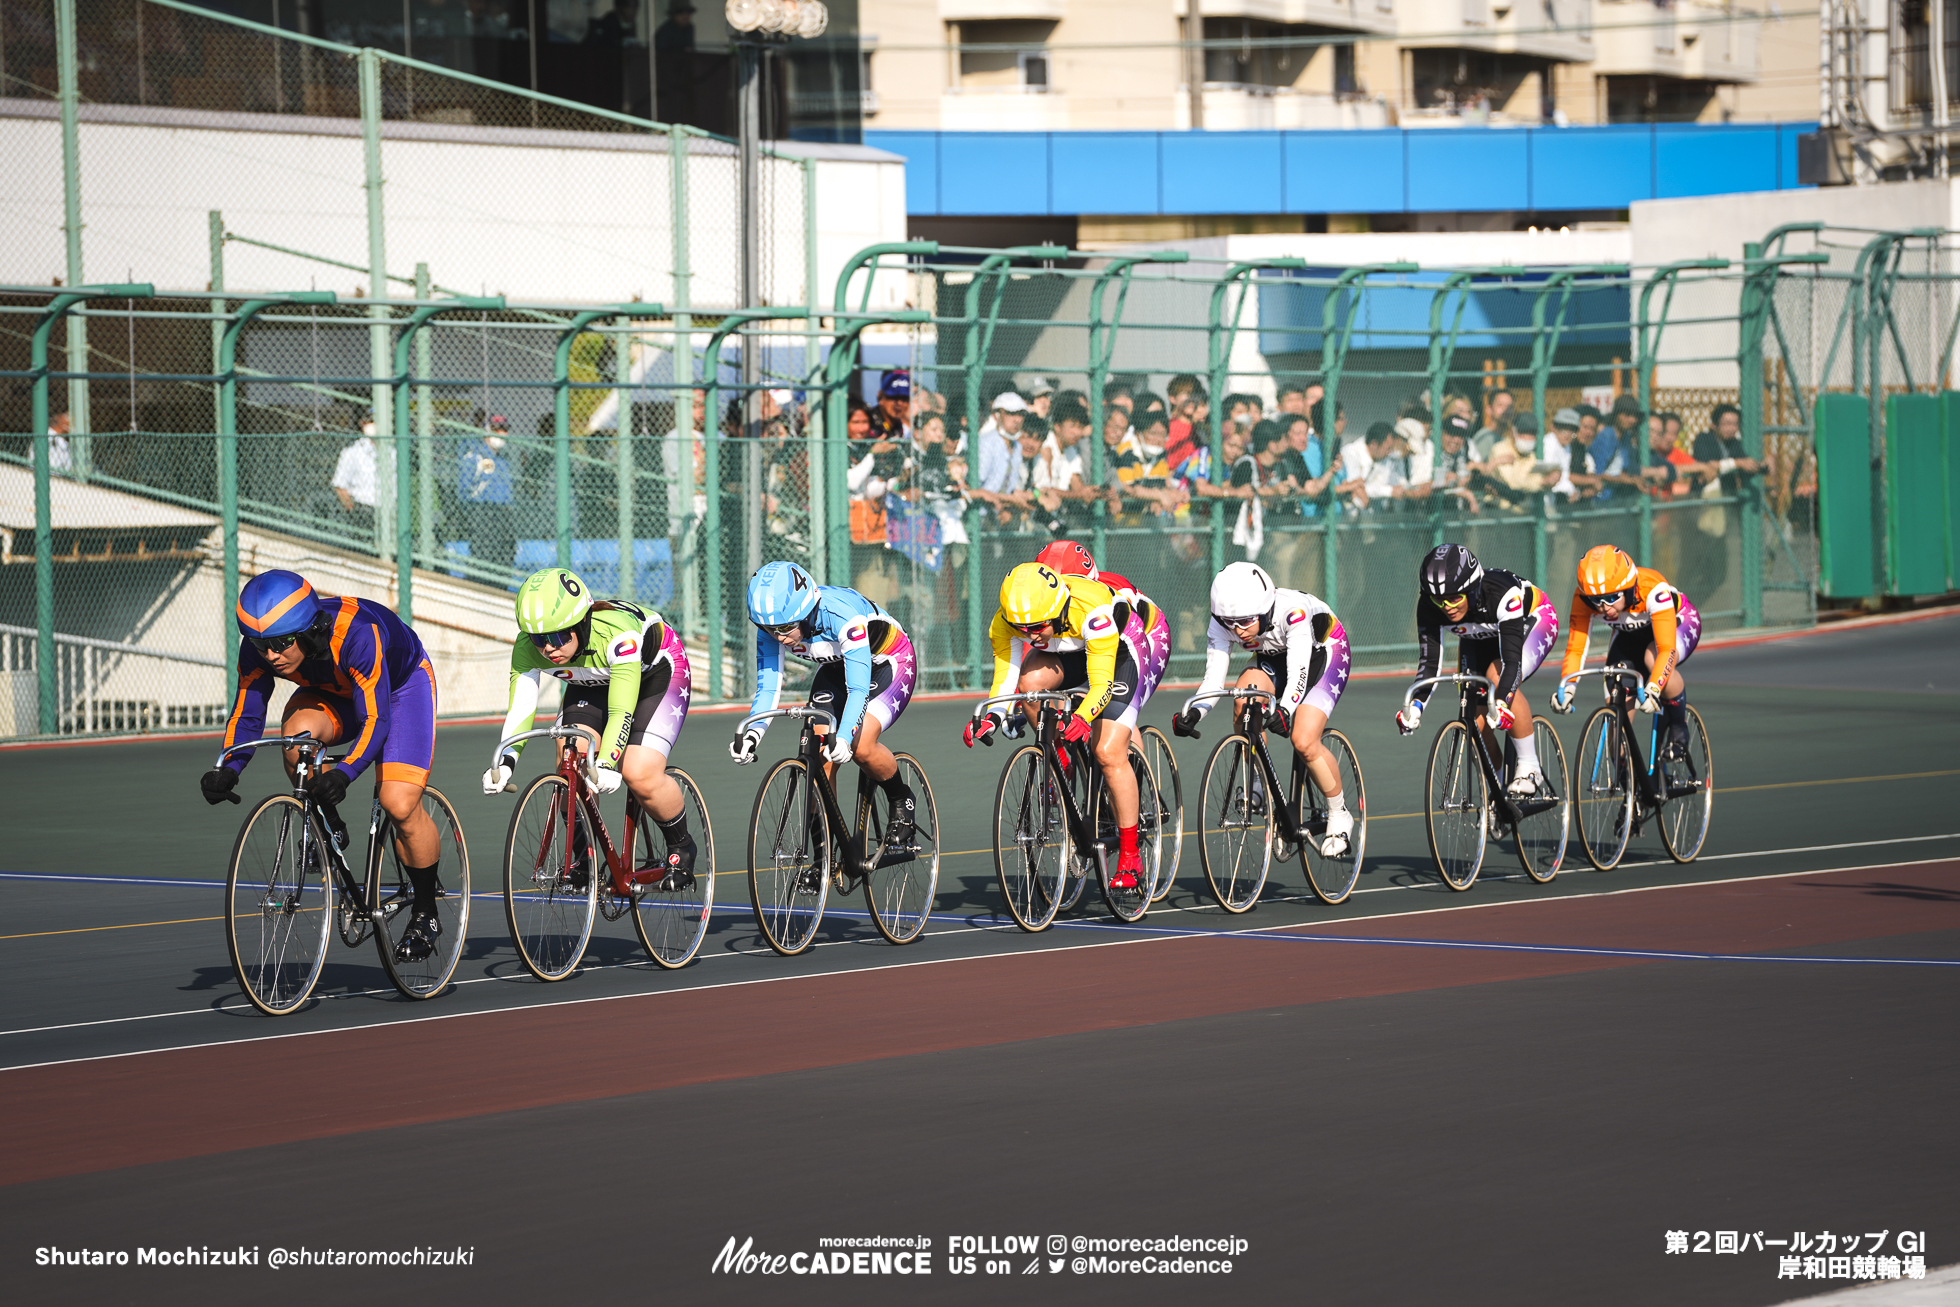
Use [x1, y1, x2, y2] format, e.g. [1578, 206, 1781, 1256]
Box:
[2, 611, 1955, 1305]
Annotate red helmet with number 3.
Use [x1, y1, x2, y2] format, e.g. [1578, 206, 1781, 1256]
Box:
[1034, 539, 1099, 582]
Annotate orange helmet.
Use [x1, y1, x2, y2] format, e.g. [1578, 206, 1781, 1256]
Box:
[1576, 545, 1638, 600]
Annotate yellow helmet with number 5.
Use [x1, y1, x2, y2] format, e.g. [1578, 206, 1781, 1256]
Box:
[999, 562, 1070, 630]
[1576, 545, 1638, 598]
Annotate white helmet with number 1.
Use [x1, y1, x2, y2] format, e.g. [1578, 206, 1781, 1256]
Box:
[1210, 562, 1277, 630]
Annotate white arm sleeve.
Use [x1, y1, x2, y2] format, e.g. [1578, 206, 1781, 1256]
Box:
[1186, 620, 1233, 717]
[499, 669, 543, 759]
[1279, 621, 1317, 712]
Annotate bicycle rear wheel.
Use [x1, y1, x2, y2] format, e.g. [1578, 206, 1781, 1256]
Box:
[1512, 721, 1569, 885]
[226, 795, 335, 1016]
[1098, 747, 1153, 924]
[1199, 735, 1273, 913]
[1301, 729, 1366, 905]
[992, 744, 1067, 932]
[1658, 705, 1713, 864]
[370, 785, 472, 999]
[1055, 745, 1098, 913]
[1425, 720, 1488, 892]
[503, 774, 598, 981]
[1140, 725, 1184, 902]
[631, 768, 716, 968]
[1574, 707, 1634, 871]
[862, 753, 939, 945]
[747, 757, 830, 956]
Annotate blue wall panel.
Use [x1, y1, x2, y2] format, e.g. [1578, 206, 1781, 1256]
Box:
[1283, 131, 1405, 213]
[1531, 126, 1652, 210]
[1160, 131, 1284, 214]
[1407, 130, 1529, 211]
[867, 131, 940, 216]
[936, 133, 1051, 215]
[867, 125, 1820, 219]
[1655, 124, 1780, 198]
[1051, 133, 1163, 215]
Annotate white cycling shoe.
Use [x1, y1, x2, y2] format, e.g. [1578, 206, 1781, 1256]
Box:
[1319, 806, 1354, 858]
[1506, 767, 1545, 799]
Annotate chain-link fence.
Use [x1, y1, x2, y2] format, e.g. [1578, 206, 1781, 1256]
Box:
[8, 227, 1951, 740]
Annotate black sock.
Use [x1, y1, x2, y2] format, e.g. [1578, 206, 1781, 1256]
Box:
[404, 863, 439, 915]
[880, 774, 913, 808]
[655, 809, 692, 847]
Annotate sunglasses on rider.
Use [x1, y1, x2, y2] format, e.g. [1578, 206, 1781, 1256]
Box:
[1428, 593, 1468, 609]
[1583, 592, 1628, 612]
[247, 633, 301, 655]
[1214, 613, 1261, 632]
[528, 628, 579, 649]
[763, 621, 805, 638]
[1010, 618, 1054, 638]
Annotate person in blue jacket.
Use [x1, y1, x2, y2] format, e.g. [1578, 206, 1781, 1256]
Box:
[731, 561, 919, 844]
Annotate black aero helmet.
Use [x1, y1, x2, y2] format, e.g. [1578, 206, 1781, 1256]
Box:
[1421, 543, 1483, 600]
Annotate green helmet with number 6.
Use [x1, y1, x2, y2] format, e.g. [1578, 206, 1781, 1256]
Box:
[515, 567, 594, 636]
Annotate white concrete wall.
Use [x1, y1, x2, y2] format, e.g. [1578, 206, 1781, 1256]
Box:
[0, 100, 907, 312]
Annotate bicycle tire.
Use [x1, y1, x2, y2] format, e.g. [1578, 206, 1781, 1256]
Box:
[747, 757, 830, 956]
[1054, 744, 1098, 913]
[369, 785, 472, 999]
[1199, 734, 1273, 913]
[1658, 705, 1713, 864]
[1425, 720, 1488, 892]
[226, 795, 335, 1016]
[1140, 725, 1184, 903]
[992, 744, 1068, 933]
[1302, 729, 1367, 905]
[862, 753, 939, 945]
[503, 773, 598, 981]
[1098, 747, 1153, 923]
[1573, 707, 1635, 871]
[630, 767, 717, 968]
[1512, 720, 1569, 885]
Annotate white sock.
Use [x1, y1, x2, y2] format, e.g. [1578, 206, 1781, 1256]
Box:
[1513, 734, 1540, 773]
[1325, 788, 1347, 812]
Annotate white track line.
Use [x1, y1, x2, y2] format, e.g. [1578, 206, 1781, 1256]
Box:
[4, 846, 1957, 1074]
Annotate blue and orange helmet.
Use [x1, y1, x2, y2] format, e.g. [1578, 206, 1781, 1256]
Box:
[236, 570, 322, 640]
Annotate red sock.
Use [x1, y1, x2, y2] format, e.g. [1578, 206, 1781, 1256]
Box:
[1119, 825, 1139, 858]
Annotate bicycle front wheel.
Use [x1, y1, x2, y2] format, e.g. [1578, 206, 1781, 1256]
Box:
[371, 785, 472, 999]
[1425, 720, 1488, 892]
[1199, 735, 1273, 913]
[503, 774, 598, 981]
[1140, 725, 1184, 902]
[862, 753, 939, 945]
[992, 744, 1068, 932]
[1512, 721, 1569, 885]
[226, 795, 335, 1016]
[1301, 729, 1367, 906]
[631, 767, 716, 968]
[747, 757, 830, 956]
[1658, 705, 1713, 864]
[1574, 707, 1634, 871]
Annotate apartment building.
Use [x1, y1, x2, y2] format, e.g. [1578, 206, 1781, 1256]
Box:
[860, 0, 1815, 131]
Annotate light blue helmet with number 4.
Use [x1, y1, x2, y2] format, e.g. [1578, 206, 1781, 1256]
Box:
[746, 561, 820, 626]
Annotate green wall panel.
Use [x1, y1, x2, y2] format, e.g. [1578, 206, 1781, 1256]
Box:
[1814, 393, 1874, 598]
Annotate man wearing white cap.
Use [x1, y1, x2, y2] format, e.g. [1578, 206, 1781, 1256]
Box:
[973, 391, 1034, 518]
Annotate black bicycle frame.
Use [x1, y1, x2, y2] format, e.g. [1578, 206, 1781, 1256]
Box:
[1198, 690, 1316, 847]
[1592, 669, 1685, 823]
[220, 732, 382, 923]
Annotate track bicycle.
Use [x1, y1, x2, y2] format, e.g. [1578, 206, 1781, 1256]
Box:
[495, 724, 715, 980]
[1401, 673, 1569, 892]
[976, 691, 1161, 931]
[1567, 665, 1713, 869]
[738, 706, 940, 957]
[1190, 688, 1367, 913]
[219, 733, 471, 1015]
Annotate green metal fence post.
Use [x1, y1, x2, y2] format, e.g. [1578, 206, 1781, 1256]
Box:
[220, 291, 331, 684]
[28, 284, 148, 732]
[358, 47, 394, 566]
[55, 0, 91, 482]
[669, 121, 696, 633]
[1635, 258, 1728, 569]
[209, 213, 226, 435]
[802, 156, 826, 584]
[553, 308, 642, 572]
[1086, 251, 1188, 563]
[390, 295, 506, 621]
[414, 264, 435, 574]
[616, 314, 637, 603]
[1320, 262, 1417, 609]
[1207, 261, 1305, 577]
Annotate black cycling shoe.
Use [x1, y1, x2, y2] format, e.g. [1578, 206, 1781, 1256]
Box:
[883, 792, 917, 851]
[637, 839, 697, 893]
[394, 910, 441, 963]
